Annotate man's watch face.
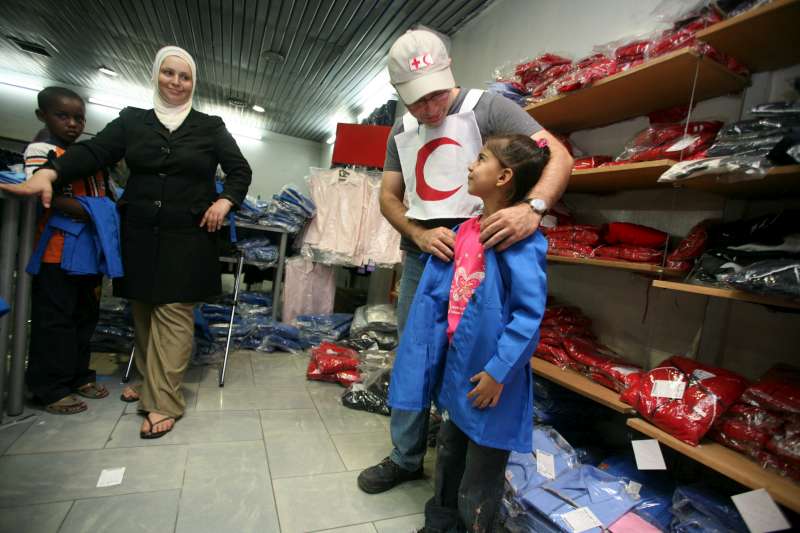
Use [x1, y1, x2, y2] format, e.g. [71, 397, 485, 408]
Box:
[530, 199, 547, 213]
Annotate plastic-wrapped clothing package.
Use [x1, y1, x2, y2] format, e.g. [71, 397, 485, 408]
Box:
[751, 101, 800, 116]
[235, 238, 279, 265]
[593, 245, 664, 264]
[506, 426, 580, 497]
[670, 485, 748, 533]
[515, 53, 572, 93]
[603, 222, 668, 248]
[597, 455, 675, 532]
[281, 256, 335, 324]
[658, 154, 773, 183]
[350, 304, 398, 334]
[555, 54, 618, 94]
[543, 225, 602, 246]
[615, 122, 723, 163]
[562, 337, 643, 393]
[719, 259, 800, 298]
[306, 342, 362, 386]
[667, 222, 709, 262]
[521, 465, 639, 533]
[621, 356, 749, 446]
[610, 512, 662, 533]
[742, 364, 800, 414]
[573, 156, 613, 169]
[548, 240, 595, 258]
[487, 81, 529, 106]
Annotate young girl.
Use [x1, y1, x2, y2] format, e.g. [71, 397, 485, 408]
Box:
[388, 134, 549, 532]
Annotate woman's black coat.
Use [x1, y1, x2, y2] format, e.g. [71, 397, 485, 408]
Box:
[51, 107, 252, 303]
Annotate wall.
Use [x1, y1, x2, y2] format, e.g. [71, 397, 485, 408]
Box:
[450, 0, 800, 377]
[0, 75, 322, 201]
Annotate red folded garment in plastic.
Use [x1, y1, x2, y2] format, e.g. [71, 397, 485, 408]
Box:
[529, 64, 573, 98]
[726, 403, 785, 432]
[515, 53, 572, 88]
[573, 156, 613, 169]
[629, 130, 719, 162]
[668, 222, 709, 261]
[603, 222, 668, 248]
[534, 343, 573, 369]
[666, 260, 694, 272]
[754, 449, 800, 482]
[311, 342, 359, 360]
[543, 305, 586, 322]
[562, 337, 642, 392]
[716, 417, 773, 447]
[307, 342, 362, 386]
[621, 355, 749, 446]
[557, 54, 618, 93]
[542, 314, 592, 329]
[544, 226, 601, 246]
[646, 28, 697, 59]
[741, 364, 800, 414]
[767, 431, 800, 464]
[548, 240, 594, 258]
[615, 40, 651, 63]
[545, 323, 595, 339]
[616, 121, 723, 163]
[593, 245, 663, 264]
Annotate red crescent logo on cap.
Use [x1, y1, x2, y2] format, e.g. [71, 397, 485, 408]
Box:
[415, 137, 462, 201]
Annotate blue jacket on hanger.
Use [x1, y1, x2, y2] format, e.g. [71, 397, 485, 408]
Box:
[388, 230, 547, 452]
[27, 196, 123, 278]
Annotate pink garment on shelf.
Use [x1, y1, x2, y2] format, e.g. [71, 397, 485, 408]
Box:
[303, 169, 364, 261]
[282, 256, 336, 323]
[609, 512, 661, 533]
[358, 174, 402, 266]
[447, 217, 485, 342]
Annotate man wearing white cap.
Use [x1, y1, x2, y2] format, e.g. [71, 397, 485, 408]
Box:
[358, 28, 572, 495]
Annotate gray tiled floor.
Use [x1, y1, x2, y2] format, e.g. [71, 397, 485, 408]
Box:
[0, 351, 433, 532]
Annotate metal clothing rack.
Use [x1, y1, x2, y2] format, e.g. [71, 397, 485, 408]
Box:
[124, 221, 289, 387]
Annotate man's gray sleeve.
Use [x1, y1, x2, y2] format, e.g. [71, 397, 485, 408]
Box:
[382, 121, 404, 172]
[486, 93, 544, 137]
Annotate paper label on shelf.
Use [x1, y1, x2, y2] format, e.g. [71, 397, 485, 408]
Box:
[97, 467, 125, 487]
[631, 439, 667, 470]
[536, 450, 556, 480]
[626, 480, 642, 499]
[562, 507, 603, 533]
[651, 379, 686, 399]
[691, 369, 716, 381]
[665, 135, 699, 152]
[731, 489, 790, 533]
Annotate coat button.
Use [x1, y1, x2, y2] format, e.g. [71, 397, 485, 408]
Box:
[154, 200, 162, 207]
[161, 146, 170, 154]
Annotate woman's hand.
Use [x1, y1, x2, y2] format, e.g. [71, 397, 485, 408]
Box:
[0, 168, 58, 208]
[200, 198, 234, 232]
[467, 371, 504, 409]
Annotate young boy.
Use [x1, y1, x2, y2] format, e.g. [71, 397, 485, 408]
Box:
[25, 86, 112, 414]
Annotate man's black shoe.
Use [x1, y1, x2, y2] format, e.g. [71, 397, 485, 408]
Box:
[357, 456, 424, 493]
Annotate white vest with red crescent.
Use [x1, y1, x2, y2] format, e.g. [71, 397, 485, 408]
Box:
[396, 89, 484, 221]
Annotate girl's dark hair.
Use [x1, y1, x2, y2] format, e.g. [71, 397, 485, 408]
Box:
[484, 134, 550, 204]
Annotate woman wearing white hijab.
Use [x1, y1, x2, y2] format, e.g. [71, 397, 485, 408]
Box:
[1, 46, 252, 438]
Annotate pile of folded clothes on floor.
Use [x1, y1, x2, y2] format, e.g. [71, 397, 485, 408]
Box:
[688, 210, 800, 299]
[621, 355, 749, 446]
[306, 342, 361, 386]
[533, 304, 644, 395]
[349, 304, 399, 350]
[341, 348, 394, 415]
[710, 364, 800, 481]
[90, 297, 135, 354]
[543, 221, 668, 264]
[659, 101, 800, 183]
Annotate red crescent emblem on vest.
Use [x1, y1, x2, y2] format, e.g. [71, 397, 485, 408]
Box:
[415, 137, 463, 201]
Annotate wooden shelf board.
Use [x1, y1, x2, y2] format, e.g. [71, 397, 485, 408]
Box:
[532, 358, 635, 414]
[525, 48, 749, 132]
[653, 280, 800, 310]
[674, 165, 800, 198]
[697, 0, 800, 73]
[627, 418, 800, 513]
[547, 255, 683, 277]
[569, 160, 677, 193]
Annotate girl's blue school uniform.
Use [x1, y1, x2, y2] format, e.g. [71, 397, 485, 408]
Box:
[388, 230, 547, 453]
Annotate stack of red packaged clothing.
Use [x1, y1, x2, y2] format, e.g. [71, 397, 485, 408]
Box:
[514, 53, 573, 100]
[593, 222, 668, 264]
[541, 225, 601, 258]
[554, 53, 619, 94]
[573, 156, 613, 170]
[533, 305, 643, 394]
[306, 342, 361, 386]
[621, 356, 749, 446]
[664, 220, 710, 272]
[612, 121, 724, 164]
[709, 364, 800, 481]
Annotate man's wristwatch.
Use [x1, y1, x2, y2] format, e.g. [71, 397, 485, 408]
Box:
[527, 198, 548, 216]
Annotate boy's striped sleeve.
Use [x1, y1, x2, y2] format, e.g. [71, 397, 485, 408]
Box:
[23, 142, 55, 179]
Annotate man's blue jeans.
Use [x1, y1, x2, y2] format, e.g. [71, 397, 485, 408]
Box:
[389, 252, 431, 471]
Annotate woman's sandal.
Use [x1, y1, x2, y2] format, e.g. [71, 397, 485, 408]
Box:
[75, 382, 109, 399]
[140, 413, 177, 439]
[45, 395, 88, 415]
[119, 386, 140, 403]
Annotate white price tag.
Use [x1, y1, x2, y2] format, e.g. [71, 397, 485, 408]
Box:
[652, 379, 686, 399]
[96, 467, 126, 488]
[731, 489, 791, 533]
[666, 135, 699, 152]
[692, 369, 716, 381]
[631, 439, 667, 470]
[562, 507, 603, 533]
[536, 449, 556, 480]
[626, 480, 642, 498]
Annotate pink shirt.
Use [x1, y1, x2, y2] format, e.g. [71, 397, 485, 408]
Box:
[447, 217, 486, 342]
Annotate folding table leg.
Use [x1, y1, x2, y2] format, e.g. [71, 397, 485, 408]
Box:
[220, 254, 245, 387]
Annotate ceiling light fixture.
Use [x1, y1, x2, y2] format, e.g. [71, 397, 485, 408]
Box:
[261, 50, 285, 63]
[326, 135, 336, 145]
[0, 78, 44, 92]
[227, 97, 248, 108]
[98, 66, 118, 77]
[252, 104, 265, 113]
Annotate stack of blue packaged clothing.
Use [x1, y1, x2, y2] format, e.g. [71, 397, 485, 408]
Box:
[90, 297, 134, 353]
[670, 485, 749, 533]
[296, 313, 353, 348]
[235, 196, 270, 224]
[597, 455, 675, 531]
[235, 238, 279, 265]
[262, 185, 316, 233]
